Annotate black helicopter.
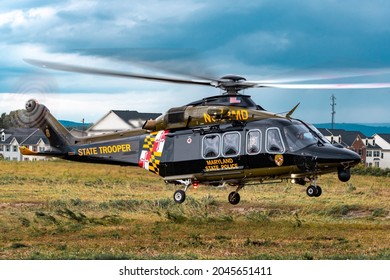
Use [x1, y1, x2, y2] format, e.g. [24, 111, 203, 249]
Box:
[17, 59, 389, 205]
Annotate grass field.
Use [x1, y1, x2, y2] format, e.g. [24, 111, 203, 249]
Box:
[0, 160, 389, 260]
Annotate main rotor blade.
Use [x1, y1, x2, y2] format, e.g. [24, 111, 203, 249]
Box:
[24, 59, 213, 87]
[257, 83, 390, 89]
[24, 58, 390, 92]
[249, 68, 390, 84]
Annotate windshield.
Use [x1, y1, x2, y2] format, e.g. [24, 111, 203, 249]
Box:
[304, 122, 331, 144]
[283, 123, 318, 152]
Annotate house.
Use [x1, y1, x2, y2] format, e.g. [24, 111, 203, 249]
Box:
[317, 128, 342, 145]
[0, 128, 50, 161]
[86, 110, 161, 136]
[368, 134, 390, 168]
[364, 137, 383, 167]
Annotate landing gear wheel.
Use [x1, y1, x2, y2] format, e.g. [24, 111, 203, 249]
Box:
[314, 186, 322, 197]
[306, 185, 317, 197]
[228, 191, 241, 205]
[173, 190, 186, 204]
[306, 185, 322, 197]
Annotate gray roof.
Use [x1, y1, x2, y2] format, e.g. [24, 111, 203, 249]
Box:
[317, 128, 332, 137]
[318, 128, 366, 147]
[0, 128, 49, 145]
[367, 143, 382, 149]
[112, 110, 161, 123]
[21, 129, 49, 145]
[339, 130, 367, 146]
[377, 133, 390, 143]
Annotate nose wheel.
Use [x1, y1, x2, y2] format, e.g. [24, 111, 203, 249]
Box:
[173, 189, 186, 204]
[173, 179, 192, 204]
[306, 185, 322, 197]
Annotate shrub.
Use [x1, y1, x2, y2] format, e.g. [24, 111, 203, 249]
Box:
[352, 165, 390, 177]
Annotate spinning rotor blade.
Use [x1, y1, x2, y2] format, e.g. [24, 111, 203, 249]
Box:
[24, 59, 213, 87]
[249, 68, 390, 84]
[256, 83, 390, 89]
[24, 58, 390, 93]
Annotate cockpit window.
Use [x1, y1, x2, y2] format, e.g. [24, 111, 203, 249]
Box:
[304, 122, 331, 144]
[283, 123, 318, 152]
[266, 128, 285, 153]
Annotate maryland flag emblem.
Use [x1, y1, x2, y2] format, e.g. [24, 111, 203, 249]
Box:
[139, 130, 168, 175]
[274, 154, 284, 167]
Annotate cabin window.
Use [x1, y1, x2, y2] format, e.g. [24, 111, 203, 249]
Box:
[266, 128, 285, 153]
[246, 130, 261, 155]
[222, 132, 241, 157]
[202, 134, 220, 159]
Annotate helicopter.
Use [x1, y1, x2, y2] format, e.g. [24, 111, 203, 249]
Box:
[16, 58, 390, 205]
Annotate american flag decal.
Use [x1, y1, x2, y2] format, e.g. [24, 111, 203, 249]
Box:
[139, 130, 168, 175]
[230, 96, 241, 104]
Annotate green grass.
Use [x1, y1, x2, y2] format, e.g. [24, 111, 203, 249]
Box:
[0, 160, 389, 260]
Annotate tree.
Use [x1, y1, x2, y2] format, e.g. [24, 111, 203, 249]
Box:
[0, 112, 6, 128]
[0, 112, 16, 129]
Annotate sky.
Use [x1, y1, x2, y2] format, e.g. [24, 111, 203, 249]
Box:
[1, 0, 390, 124]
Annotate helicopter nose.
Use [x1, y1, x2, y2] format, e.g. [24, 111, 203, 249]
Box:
[303, 144, 361, 168]
[338, 147, 361, 167]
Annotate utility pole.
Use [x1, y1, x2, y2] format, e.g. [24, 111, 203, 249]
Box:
[82, 118, 85, 136]
[330, 94, 336, 129]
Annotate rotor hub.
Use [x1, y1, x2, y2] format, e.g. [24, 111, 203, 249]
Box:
[217, 75, 251, 94]
[25, 99, 38, 112]
[219, 75, 246, 82]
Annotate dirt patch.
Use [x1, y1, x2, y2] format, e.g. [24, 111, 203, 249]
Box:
[345, 210, 371, 219]
[0, 202, 43, 209]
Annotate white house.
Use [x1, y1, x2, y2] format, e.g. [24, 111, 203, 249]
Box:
[87, 110, 161, 136]
[0, 128, 50, 161]
[369, 134, 390, 168]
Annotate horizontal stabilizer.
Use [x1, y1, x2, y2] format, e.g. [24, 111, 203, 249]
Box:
[19, 146, 66, 157]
